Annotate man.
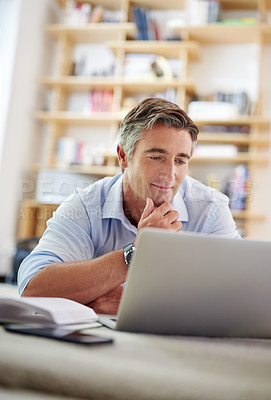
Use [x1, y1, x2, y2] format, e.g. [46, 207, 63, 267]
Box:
[18, 97, 240, 313]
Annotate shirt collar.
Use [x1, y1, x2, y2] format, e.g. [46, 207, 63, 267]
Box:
[102, 174, 124, 220]
[102, 175, 138, 234]
[171, 187, 189, 222]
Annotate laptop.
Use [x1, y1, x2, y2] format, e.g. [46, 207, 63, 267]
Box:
[98, 228, 271, 338]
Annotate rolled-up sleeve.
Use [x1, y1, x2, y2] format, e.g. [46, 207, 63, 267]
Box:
[18, 191, 94, 296]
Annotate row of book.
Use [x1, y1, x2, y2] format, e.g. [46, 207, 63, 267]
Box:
[213, 91, 251, 116]
[67, 90, 114, 113]
[190, 91, 252, 117]
[187, 0, 220, 26]
[72, 44, 116, 77]
[132, 2, 220, 37]
[63, 1, 125, 25]
[72, 46, 182, 79]
[62, 1, 258, 32]
[56, 137, 105, 167]
[186, 1, 257, 27]
[225, 164, 250, 211]
[132, 6, 186, 41]
[204, 165, 250, 212]
[200, 125, 250, 134]
[67, 89, 177, 113]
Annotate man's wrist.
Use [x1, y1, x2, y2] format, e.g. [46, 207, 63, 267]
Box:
[123, 243, 136, 267]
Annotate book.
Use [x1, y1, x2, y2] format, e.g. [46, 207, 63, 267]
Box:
[0, 296, 98, 326]
[89, 5, 104, 23]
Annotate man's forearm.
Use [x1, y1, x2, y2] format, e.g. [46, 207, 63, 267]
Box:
[22, 249, 128, 305]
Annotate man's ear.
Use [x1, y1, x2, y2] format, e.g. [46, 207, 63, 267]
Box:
[117, 145, 128, 169]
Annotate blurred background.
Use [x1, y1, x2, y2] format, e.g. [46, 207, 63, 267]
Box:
[1, 0, 271, 282]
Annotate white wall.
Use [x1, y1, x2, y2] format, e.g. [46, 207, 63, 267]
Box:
[0, 0, 57, 275]
[0, 0, 21, 164]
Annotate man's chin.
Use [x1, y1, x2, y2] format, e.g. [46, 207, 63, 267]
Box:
[151, 194, 174, 207]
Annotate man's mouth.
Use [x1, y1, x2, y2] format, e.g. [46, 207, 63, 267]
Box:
[151, 183, 174, 191]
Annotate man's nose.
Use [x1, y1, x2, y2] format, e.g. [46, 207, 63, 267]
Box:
[161, 159, 175, 182]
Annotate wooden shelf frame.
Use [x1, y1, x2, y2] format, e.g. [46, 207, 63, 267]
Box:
[190, 154, 269, 165]
[173, 24, 271, 45]
[46, 23, 137, 42]
[19, 0, 271, 240]
[40, 76, 196, 95]
[30, 164, 121, 177]
[231, 209, 266, 220]
[194, 117, 270, 127]
[198, 133, 270, 146]
[36, 111, 126, 125]
[106, 40, 200, 61]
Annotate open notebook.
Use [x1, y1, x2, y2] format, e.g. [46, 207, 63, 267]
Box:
[99, 229, 271, 337]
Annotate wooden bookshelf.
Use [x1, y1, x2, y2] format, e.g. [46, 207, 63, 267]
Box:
[17, 0, 270, 239]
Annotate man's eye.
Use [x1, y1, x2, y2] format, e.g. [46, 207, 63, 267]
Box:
[149, 156, 161, 161]
[175, 159, 186, 165]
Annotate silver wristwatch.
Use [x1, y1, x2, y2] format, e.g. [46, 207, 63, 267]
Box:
[123, 243, 136, 267]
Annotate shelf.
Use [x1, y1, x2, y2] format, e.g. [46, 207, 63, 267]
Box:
[218, 0, 261, 9]
[31, 164, 120, 176]
[106, 40, 200, 61]
[56, 0, 129, 10]
[46, 23, 137, 42]
[231, 210, 266, 221]
[173, 24, 271, 44]
[194, 117, 270, 128]
[36, 111, 125, 125]
[130, 0, 186, 9]
[41, 76, 119, 90]
[198, 133, 270, 146]
[37, 110, 270, 129]
[22, 199, 60, 208]
[190, 153, 269, 165]
[40, 76, 196, 94]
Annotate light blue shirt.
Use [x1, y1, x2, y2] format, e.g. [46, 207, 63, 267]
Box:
[18, 174, 240, 295]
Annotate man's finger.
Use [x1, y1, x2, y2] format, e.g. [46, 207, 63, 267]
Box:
[141, 197, 155, 220]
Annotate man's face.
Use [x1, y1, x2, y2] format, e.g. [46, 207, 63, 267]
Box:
[119, 123, 193, 211]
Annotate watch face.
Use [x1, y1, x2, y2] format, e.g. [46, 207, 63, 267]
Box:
[124, 244, 135, 266]
[126, 250, 133, 265]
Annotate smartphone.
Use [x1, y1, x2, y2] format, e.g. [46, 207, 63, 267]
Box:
[4, 324, 113, 345]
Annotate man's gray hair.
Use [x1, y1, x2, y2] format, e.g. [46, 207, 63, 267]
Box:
[118, 97, 199, 162]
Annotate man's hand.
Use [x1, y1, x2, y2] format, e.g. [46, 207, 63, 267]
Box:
[138, 198, 182, 232]
[87, 284, 123, 315]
